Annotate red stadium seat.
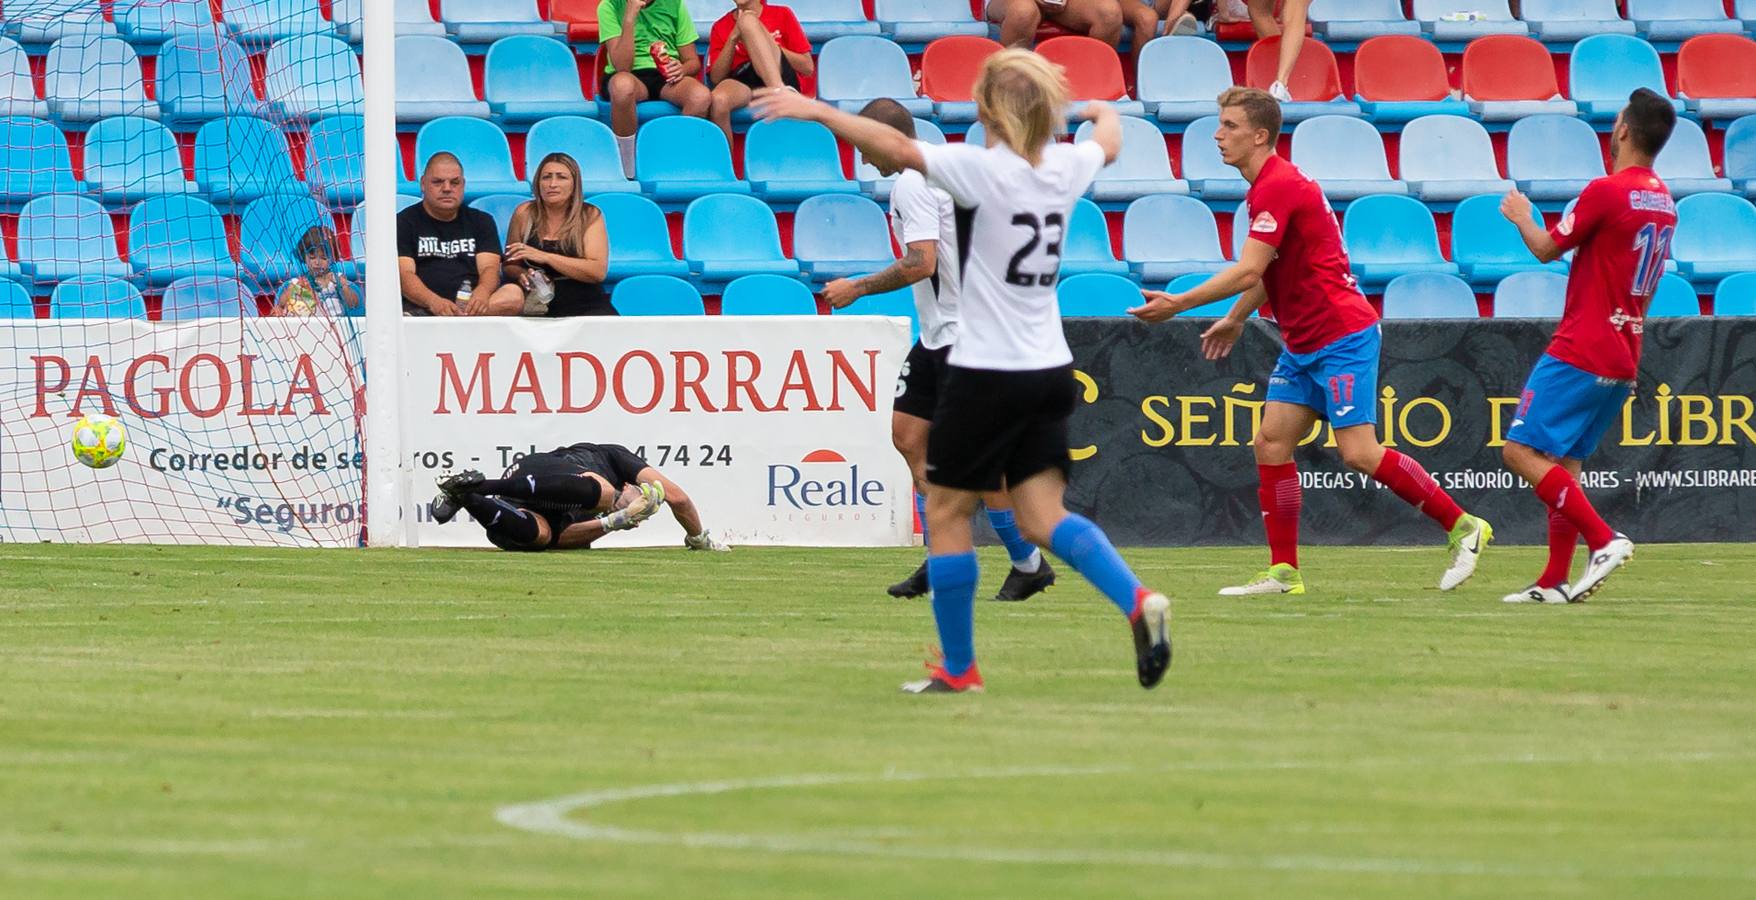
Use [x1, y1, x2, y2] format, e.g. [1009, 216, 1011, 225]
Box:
[1036, 35, 1126, 101]
[1461, 35, 1563, 102]
[920, 35, 1002, 103]
[550, 0, 600, 41]
[1354, 35, 1450, 102]
[1677, 34, 1756, 116]
[1245, 35, 1343, 101]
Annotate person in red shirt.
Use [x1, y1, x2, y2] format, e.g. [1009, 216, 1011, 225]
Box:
[1497, 88, 1678, 605]
[1129, 86, 1490, 597]
[706, 0, 814, 144]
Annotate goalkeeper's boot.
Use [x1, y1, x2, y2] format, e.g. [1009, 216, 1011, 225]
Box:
[436, 469, 485, 499]
[598, 481, 665, 532]
[901, 654, 984, 694]
[886, 561, 929, 599]
[992, 559, 1056, 602]
[685, 529, 732, 551]
[1219, 563, 1305, 596]
[1503, 583, 1571, 604]
[1440, 514, 1494, 591]
[1570, 533, 1634, 602]
[428, 493, 461, 525]
[1130, 590, 1172, 689]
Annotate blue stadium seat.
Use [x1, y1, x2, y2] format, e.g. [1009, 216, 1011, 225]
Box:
[1, 38, 48, 118]
[589, 192, 692, 278]
[1060, 198, 1130, 277]
[0, 116, 83, 211]
[1655, 117, 1736, 196]
[1309, 0, 1421, 40]
[788, 0, 883, 40]
[1290, 116, 1409, 200]
[611, 275, 706, 315]
[816, 36, 934, 116]
[412, 117, 528, 199]
[161, 276, 256, 319]
[50, 276, 145, 318]
[1507, 114, 1605, 200]
[1182, 116, 1249, 201]
[1625, 0, 1742, 42]
[525, 116, 640, 195]
[1672, 192, 1756, 283]
[1169, 272, 1255, 317]
[1729, 116, 1756, 197]
[194, 115, 305, 203]
[128, 195, 241, 286]
[0, 278, 33, 317]
[1056, 273, 1141, 316]
[875, 0, 986, 43]
[45, 36, 158, 123]
[238, 194, 334, 283]
[440, 0, 558, 42]
[1569, 34, 1686, 121]
[855, 118, 945, 201]
[331, 0, 365, 43]
[635, 117, 751, 202]
[745, 119, 860, 202]
[1451, 193, 1566, 285]
[83, 115, 193, 203]
[1136, 37, 1229, 123]
[8, 3, 115, 46]
[1493, 270, 1568, 316]
[721, 274, 820, 315]
[1399, 116, 1515, 203]
[469, 194, 527, 246]
[684, 193, 802, 283]
[306, 115, 364, 206]
[1412, 0, 1529, 40]
[1123, 194, 1227, 283]
[396, 194, 421, 211]
[263, 34, 361, 121]
[1646, 273, 1701, 316]
[692, 0, 737, 45]
[395, 35, 491, 122]
[114, 0, 221, 46]
[18, 195, 133, 284]
[1520, 0, 1637, 43]
[831, 286, 918, 339]
[155, 32, 264, 125]
[484, 35, 596, 123]
[395, 0, 449, 36]
[1382, 273, 1479, 318]
[792, 193, 895, 281]
[1076, 116, 1188, 201]
[224, 0, 334, 47]
[1343, 194, 1460, 287]
[1714, 271, 1756, 314]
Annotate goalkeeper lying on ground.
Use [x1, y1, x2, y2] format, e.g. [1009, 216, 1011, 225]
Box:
[430, 442, 730, 552]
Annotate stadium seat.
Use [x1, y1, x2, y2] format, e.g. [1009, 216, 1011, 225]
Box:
[787, 0, 883, 40]
[1655, 118, 1735, 196]
[1399, 116, 1514, 202]
[238, 194, 336, 285]
[263, 35, 362, 121]
[1308, 0, 1421, 41]
[1673, 193, 1756, 283]
[1451, 193, 1565, 284]
[791, 193, 895, 280]
[17, 195, 133, 284]
[744, 119, 861, 202]
[0, 278, 33, 317]
[1076, 116, 1187, 201]
[1740, 0, 1756, 29]
[1246, 36, 1361, 122]
[635, 117, 751, 202]
[412, 117, 528, 199]
[1343, 195, 1460, 286]
[155, 32, 264, 125]
[720, 274, 820, 314]
[0, 116, 83, 210]
[8, 3, 115, 45]
[610, 275, 706, 315]
[1060, 198, 1130, 277]
[589, 44, 682, 124]
[1056, 273, 1141, 316]
[394, 0, 449, 36]
[1291, 116, 1409, 200]
[44, 36, 158, 123]
[222, 0, 333, 48]
[816, 36, 934, 117]
[549, 0, 601, 41]
[82, 116, 193, 203]
[1494, 270, 1567, 316]
[395, 36, 492, 123]
[1166, 272, 1247, 316]
[855, 117, 945, 200]
[1382, 273, 1480, 318]
[691, 0, 737, 43]
[0, 38, 48, 118]
[1411, 1, 1528, 40]
[49, 276, 145, 318]
[684, 194, 802, 282]
[875, 0, 986, 43]
[1507, 114, 1605, 200]
[1646, 273, 1701, 316]
[439, 0, 559, 42]
[1625, 0, 1741, 41]
[589, 192, 692, 278]
[1181, 116, 1249, 201]
[1122, 194, 1227, 283]
[469, 194, 527, 246]
[1714, 271, 1756, 314]
[1519, 0, 1637, 42]
[396, 194, 421, 212]
[330, 0, 364, 43]
[524, 116, 641, 195]
[830, 285, 918, 340]
[920, 36, 1002, 123]
[1569, 34, 1686, 121]
[160, 276, 255, 319]
[1676, 35, 1756, 120]
[1351, 36, 1469, 123]
[127, 195, 240, 286]
[306, 115, 364, 206]
[1460, 35, 1579, 121]
[483, 35, 595, 123]
[1136, 37, 1230, 124]
[1038, 37, 1145, 117]
[194, 115, 305, 203]
[1728, 116, 1756, 197]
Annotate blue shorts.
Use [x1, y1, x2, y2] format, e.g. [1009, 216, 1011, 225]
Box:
[1266, 325, 1380, 428]
[1506, 354, 1633, 460]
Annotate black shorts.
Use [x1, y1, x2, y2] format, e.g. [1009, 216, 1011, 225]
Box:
[506, 443, 649, 487]
[728, 58, 800, 90]
[926, 364, 1076, 492]
[600, 67, 668, 100]
[483, 503, 598, 553]
[894, 341, 950, 421]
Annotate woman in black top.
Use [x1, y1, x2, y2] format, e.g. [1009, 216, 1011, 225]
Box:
[492, 152, 614, 317]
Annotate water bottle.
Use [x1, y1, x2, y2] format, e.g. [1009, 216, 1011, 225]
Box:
[455, 277, 473, 311]
[527, 268, 556, 306]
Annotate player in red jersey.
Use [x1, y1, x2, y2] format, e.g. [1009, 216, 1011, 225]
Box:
[1497, 88, 1678, 604]
[1130, 86, 1492, 596]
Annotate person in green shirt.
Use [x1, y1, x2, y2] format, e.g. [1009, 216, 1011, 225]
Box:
[598, 0, 711, 175]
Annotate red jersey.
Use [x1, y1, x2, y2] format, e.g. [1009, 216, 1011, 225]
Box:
[1242, 155, 1380, 353]
[708, 4, 809, 75]
[1546, 166, 1676, 380]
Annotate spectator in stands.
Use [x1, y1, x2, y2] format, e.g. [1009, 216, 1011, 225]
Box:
[706, 0, 815, 146]
[599, 0, 713, 176]
[988, 0, 1156, 51]
[1246, 0, 1308, 101]
[1155, 0, 1243, 36]
[275, 225, 360, 316]
[397, 152, 506, 316]
[485, 153, 614, 317]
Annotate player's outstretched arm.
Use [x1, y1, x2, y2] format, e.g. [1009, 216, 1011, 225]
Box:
[750, 88, 926, 175]
[1129, 239, 1273, 322]
[1080, 102, 1122, 166]
[822, 241, 937, 308]
[1501, 189, 1563, 263]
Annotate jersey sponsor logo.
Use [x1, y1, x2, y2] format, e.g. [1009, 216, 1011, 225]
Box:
[767, 448, 886, 509]
[1556, 212, 1576, 236]
[1250, 211, 1278, 234]
[1628, 189, 1675, 214]
[1608, 308, 1644, 335]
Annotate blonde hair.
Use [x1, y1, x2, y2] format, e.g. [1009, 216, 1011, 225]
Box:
[519, 152, 600, 255]
[1216, 86, 1283, 142]
[973, 49, 1068, 167]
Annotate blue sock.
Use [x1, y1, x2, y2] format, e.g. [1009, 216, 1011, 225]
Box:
[986, 508, 1040, 569]
[914, 491, 930, 553]
[1049, 514, 1142, 617]
[927, 551, 979, 676]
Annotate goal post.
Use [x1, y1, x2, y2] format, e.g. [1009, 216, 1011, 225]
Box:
[359, 0, 403, 546]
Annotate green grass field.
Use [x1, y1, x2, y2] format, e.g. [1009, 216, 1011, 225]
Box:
[2, 541, 1752, 898]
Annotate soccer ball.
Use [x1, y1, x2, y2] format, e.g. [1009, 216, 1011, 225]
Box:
[70, 414, 127, 469]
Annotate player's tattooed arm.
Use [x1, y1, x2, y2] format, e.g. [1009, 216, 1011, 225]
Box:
[822, 241, 937, 308]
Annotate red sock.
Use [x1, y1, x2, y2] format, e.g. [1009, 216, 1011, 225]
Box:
[1534, 467, 1615, 550]
[1538, 507, 1578, 589]
[1371, 449, 1464, 531]
[1257, 462, 1301, 568]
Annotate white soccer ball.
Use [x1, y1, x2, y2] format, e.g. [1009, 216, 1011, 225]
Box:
[70, 414, 127, 469]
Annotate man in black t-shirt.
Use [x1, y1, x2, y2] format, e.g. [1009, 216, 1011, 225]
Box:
[397, 152, 507, 316]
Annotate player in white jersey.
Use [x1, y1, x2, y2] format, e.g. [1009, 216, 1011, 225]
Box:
[754, 49, 1172, 694]
[822, 99, 1057, 604]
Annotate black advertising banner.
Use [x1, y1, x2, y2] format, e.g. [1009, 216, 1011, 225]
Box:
[1060, 318, 1756, 546]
